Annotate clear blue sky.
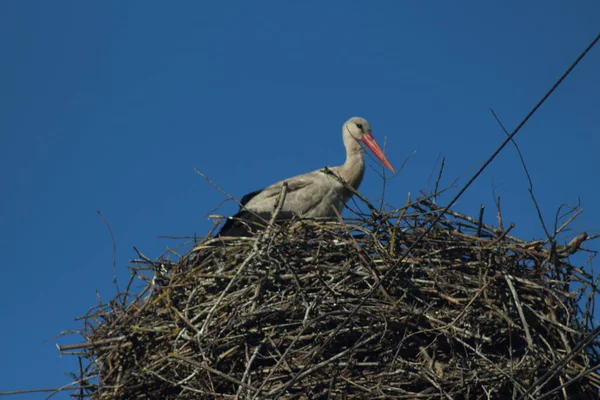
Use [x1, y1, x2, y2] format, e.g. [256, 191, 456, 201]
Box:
[1, 1, 599, 397]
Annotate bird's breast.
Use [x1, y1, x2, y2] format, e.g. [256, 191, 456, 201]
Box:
[297, 182, 348, 218]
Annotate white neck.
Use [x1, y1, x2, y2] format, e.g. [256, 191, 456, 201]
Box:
[337, 132, 365, 190]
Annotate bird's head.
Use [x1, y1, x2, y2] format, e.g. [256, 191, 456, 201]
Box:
[343, 117, 394, 173]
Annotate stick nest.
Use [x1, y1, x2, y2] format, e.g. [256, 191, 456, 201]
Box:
[63, 198, 600, 399]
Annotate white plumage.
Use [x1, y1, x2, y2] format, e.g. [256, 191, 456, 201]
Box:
[218, 117, 394, 237]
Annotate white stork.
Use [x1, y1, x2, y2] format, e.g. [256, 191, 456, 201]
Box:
[217, 117, 394, 237]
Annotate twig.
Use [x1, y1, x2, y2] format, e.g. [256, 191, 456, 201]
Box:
[505, 274, 533, 348]
[0, 386, 94, 396]
[198, 247, 258, 336]
[272, 332, 381, 398]
[171, 353, 259, 393]
[279, 31, 600, 392]
[194, 168, 271, 229]
[490, 108, 552, 242]
[476, 205, 485, 237]
[97, 211, 120, 297]
[433, 156, 446, 203]
[517, 323, 600, 400]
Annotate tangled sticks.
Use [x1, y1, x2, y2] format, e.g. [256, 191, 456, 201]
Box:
[61, 197, 599, 399]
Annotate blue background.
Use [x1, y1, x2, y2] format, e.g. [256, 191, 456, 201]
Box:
[1, 1, 599, 397]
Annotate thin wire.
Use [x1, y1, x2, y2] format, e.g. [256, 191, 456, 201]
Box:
[274, 31, 600, 398]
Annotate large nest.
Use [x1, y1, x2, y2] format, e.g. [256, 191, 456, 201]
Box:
[62, 197, 600, 399]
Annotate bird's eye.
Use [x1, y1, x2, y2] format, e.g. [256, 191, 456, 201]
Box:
[356, 123, 363, 131]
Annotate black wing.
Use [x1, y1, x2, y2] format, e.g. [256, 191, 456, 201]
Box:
[239, 188, 263, 207]
[214, 186, 267, 237]
[216, 180, 307, 237]
[216, 209, 296, 237]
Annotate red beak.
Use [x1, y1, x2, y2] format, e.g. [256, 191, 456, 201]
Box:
[362, 133, 395, 173]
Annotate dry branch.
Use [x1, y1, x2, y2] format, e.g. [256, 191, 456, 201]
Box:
[53, 197, 599, 399]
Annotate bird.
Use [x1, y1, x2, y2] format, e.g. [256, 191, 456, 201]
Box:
[216, 117, 394, 237]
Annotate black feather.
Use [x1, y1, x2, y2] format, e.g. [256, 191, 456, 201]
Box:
[239, 189, 263, 206]
[216, 187, 297, 237]
[216, 210, 297, 237]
